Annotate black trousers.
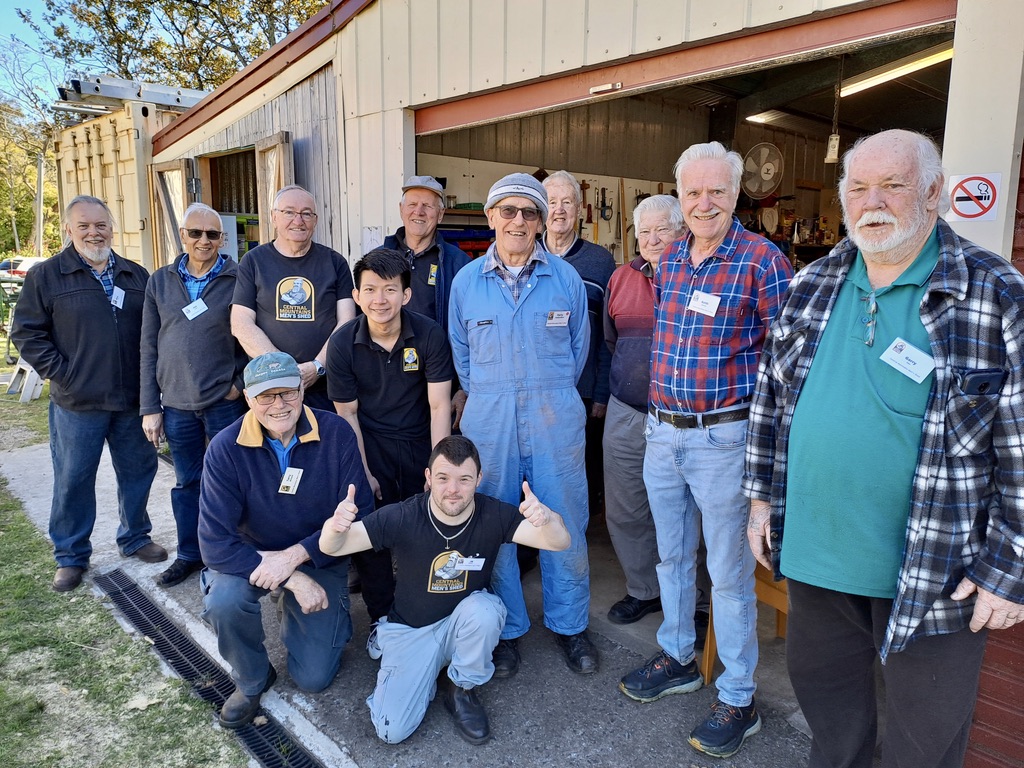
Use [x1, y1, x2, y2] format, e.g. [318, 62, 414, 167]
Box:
[350, 430, 430, 621]
[786, 579, 987, 768]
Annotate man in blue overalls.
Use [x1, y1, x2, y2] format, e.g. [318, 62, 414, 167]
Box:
[449, 173, 596, 677]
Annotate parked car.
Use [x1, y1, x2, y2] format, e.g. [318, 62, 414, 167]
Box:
[9, 257, 47, 277]
[0, 258, 22, 278]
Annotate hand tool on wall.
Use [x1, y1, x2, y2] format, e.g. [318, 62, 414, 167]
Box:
[599, 187, 613, 221]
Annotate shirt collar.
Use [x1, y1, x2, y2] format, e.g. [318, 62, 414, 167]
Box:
[481, 241, 548, 274]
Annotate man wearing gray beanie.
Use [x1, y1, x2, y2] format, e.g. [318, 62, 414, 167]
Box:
[448, 172, 598, 677]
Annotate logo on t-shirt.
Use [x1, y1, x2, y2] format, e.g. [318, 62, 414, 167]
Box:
[276, 277, 314, 321]
[403, 347, 420, 372]
[429, 550, 467, 593]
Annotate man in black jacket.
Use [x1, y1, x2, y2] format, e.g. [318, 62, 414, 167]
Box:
[13, 195, 166, 593]
[140, 202, 249, 587]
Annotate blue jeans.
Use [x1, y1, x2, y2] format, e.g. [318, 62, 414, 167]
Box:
[643, 414, 758, 707]
[200, 561, 353, 694]
[49, 402, 158, 568]
[163, 399, 246, 562]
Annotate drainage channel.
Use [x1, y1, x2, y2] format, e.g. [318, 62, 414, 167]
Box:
[95, 568, 327, 768]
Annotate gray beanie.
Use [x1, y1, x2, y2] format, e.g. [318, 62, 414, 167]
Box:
[485, 173, 549, 219]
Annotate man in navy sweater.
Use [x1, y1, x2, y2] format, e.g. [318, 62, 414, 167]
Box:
[198, 352, 372, 729]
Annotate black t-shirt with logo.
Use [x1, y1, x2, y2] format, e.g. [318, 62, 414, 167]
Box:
[362, 492, 521, 628]
[325, 308, 453, 440]
[232, 241, 354, 365]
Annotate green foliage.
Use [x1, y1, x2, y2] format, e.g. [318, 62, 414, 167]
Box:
[18, 0, 326, 91]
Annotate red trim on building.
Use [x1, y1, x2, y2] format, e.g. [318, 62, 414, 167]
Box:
[152, 0, 374, 155]
[414, 0, 956, 135]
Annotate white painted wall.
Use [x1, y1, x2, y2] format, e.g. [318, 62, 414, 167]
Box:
[941, 0, 1024, 258]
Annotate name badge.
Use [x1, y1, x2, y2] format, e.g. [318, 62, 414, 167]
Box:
[279, 467, 304, 495]
[428, 263, 438, 286]
[687, 290, 720, 317]
[110, 286, 125, 309]
[880, 337, 935, 384]
[453, 556, 485, 571]
[182, 298, 209, 320]
[546, 310, 570, 327]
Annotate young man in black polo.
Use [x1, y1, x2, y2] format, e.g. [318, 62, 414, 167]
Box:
[326, 248, 454, 623]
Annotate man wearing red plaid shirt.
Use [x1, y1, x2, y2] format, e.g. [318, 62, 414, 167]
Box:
[618, 141, 792, 758]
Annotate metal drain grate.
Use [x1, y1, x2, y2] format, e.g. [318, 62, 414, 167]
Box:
[95, 568, 327, 768]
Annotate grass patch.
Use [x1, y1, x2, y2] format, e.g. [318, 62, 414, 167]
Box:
[0, 344, 249, 767]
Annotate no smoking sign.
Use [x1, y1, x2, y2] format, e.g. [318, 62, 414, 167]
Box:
[947, 173, 1001, 222]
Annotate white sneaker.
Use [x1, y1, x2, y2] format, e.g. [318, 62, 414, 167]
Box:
[366, 622, 382, 660]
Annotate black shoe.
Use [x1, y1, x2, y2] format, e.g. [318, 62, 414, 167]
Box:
[619, 649, 703, 702]
[554, 630, 598, 675]
[444, 681, 491, 745]
[694, 609, 710, 647]
[491, 638, 520, 679]
[128, 541, 168, 563]
[157, 558, 203, 588]
[607, 595, 663, 625]
[688, 698, 761, 758]
[219, 666, 277, 729]
[52, 566, 85, 593]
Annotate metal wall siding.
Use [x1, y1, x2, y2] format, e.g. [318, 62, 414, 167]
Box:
[543, 0, 587, 74]
[470, 0, 505, 92]
[409, 0, 441, 105]
[416, 96, 710, 181]
[585, 0, 635, 65]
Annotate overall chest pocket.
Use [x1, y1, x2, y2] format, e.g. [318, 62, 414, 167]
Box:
[467, 317, 502, 365]
[534, 312, 571, 358]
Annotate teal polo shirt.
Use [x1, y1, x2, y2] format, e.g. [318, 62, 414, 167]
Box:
[781, 227, 939, 598]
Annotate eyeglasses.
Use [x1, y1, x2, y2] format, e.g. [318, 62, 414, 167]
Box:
[861, 291, 877, 347]
[184, 228, 223, 240]
[495, 205, 542, 222]
[637, 226, 678, 241]
[252, 389, 301, 406]
[274, 209, 318, 221]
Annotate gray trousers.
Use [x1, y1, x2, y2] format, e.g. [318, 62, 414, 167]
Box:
[367, 590, 506, 744]
[602, 395, 661, 600]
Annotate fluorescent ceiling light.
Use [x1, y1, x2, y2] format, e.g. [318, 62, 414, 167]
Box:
[745, 109, 789, 124]
[840, 43, 953, 97]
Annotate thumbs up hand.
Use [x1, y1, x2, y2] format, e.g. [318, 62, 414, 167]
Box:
[329, 484, 359, 533]
[519, 480, 550, 528]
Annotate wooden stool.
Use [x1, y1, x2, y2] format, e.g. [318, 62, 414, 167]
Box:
[700, 563, 788, 685]
[6, 358, 44, 403]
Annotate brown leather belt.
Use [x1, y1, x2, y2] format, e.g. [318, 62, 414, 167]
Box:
[648, 404, 749, 429]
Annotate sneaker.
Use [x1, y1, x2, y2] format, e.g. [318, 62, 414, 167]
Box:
[491, 638, 520, 679]
[619, 649, 703, 702]
[688, 699, 762, 758]
[366, 621, 382, 660]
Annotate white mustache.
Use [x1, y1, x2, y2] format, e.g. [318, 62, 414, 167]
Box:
[855, 211, 899, 228]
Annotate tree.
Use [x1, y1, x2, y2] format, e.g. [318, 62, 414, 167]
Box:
[17, 0, 325, 91]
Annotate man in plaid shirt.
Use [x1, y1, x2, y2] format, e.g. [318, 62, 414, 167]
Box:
[617, 142, 792, 758]
[745, 129, 1024, 768]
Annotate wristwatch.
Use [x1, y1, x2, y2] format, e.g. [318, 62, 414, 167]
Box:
[313, 359, 326, 377]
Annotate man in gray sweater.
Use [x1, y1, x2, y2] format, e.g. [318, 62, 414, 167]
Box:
[140, 203, 249, 587]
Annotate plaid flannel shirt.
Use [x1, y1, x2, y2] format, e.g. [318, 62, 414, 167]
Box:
[743, 218, 1024, 660]
[650, 217, 792, 412]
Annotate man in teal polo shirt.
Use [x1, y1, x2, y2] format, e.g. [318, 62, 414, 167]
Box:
[745, 129, 1024, 768]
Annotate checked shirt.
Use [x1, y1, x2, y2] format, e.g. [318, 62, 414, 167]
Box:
[650, 216, 792, 413]
[743, 218, 1024, 659]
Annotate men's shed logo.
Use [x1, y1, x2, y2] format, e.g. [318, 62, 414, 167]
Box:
[276, 277, 314, 320]
[429, 551, 467, 593]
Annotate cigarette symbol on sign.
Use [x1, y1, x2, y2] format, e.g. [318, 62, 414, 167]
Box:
[955, 181, 991, 203]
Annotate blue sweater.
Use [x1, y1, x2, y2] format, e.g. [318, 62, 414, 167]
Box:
[198, 406, 372, 580]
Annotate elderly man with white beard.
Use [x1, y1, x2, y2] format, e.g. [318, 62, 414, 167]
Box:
[13, 195, 166, 593]
[745, 129, 1024, 768]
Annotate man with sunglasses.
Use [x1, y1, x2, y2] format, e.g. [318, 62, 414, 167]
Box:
[140, 203, 249, 588]
[231, 185, 356, 411]
[449, 173, 597, 677]
[746, 129, 1024, 768]
[198, 352, 371, 729]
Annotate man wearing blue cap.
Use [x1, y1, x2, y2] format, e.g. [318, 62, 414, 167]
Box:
[449, 172, 597, 676]
[198, 351, 372, 729]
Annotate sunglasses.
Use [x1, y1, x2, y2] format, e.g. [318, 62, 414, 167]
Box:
[495, 205, 542, 222]
[184, 229, 223, 240]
